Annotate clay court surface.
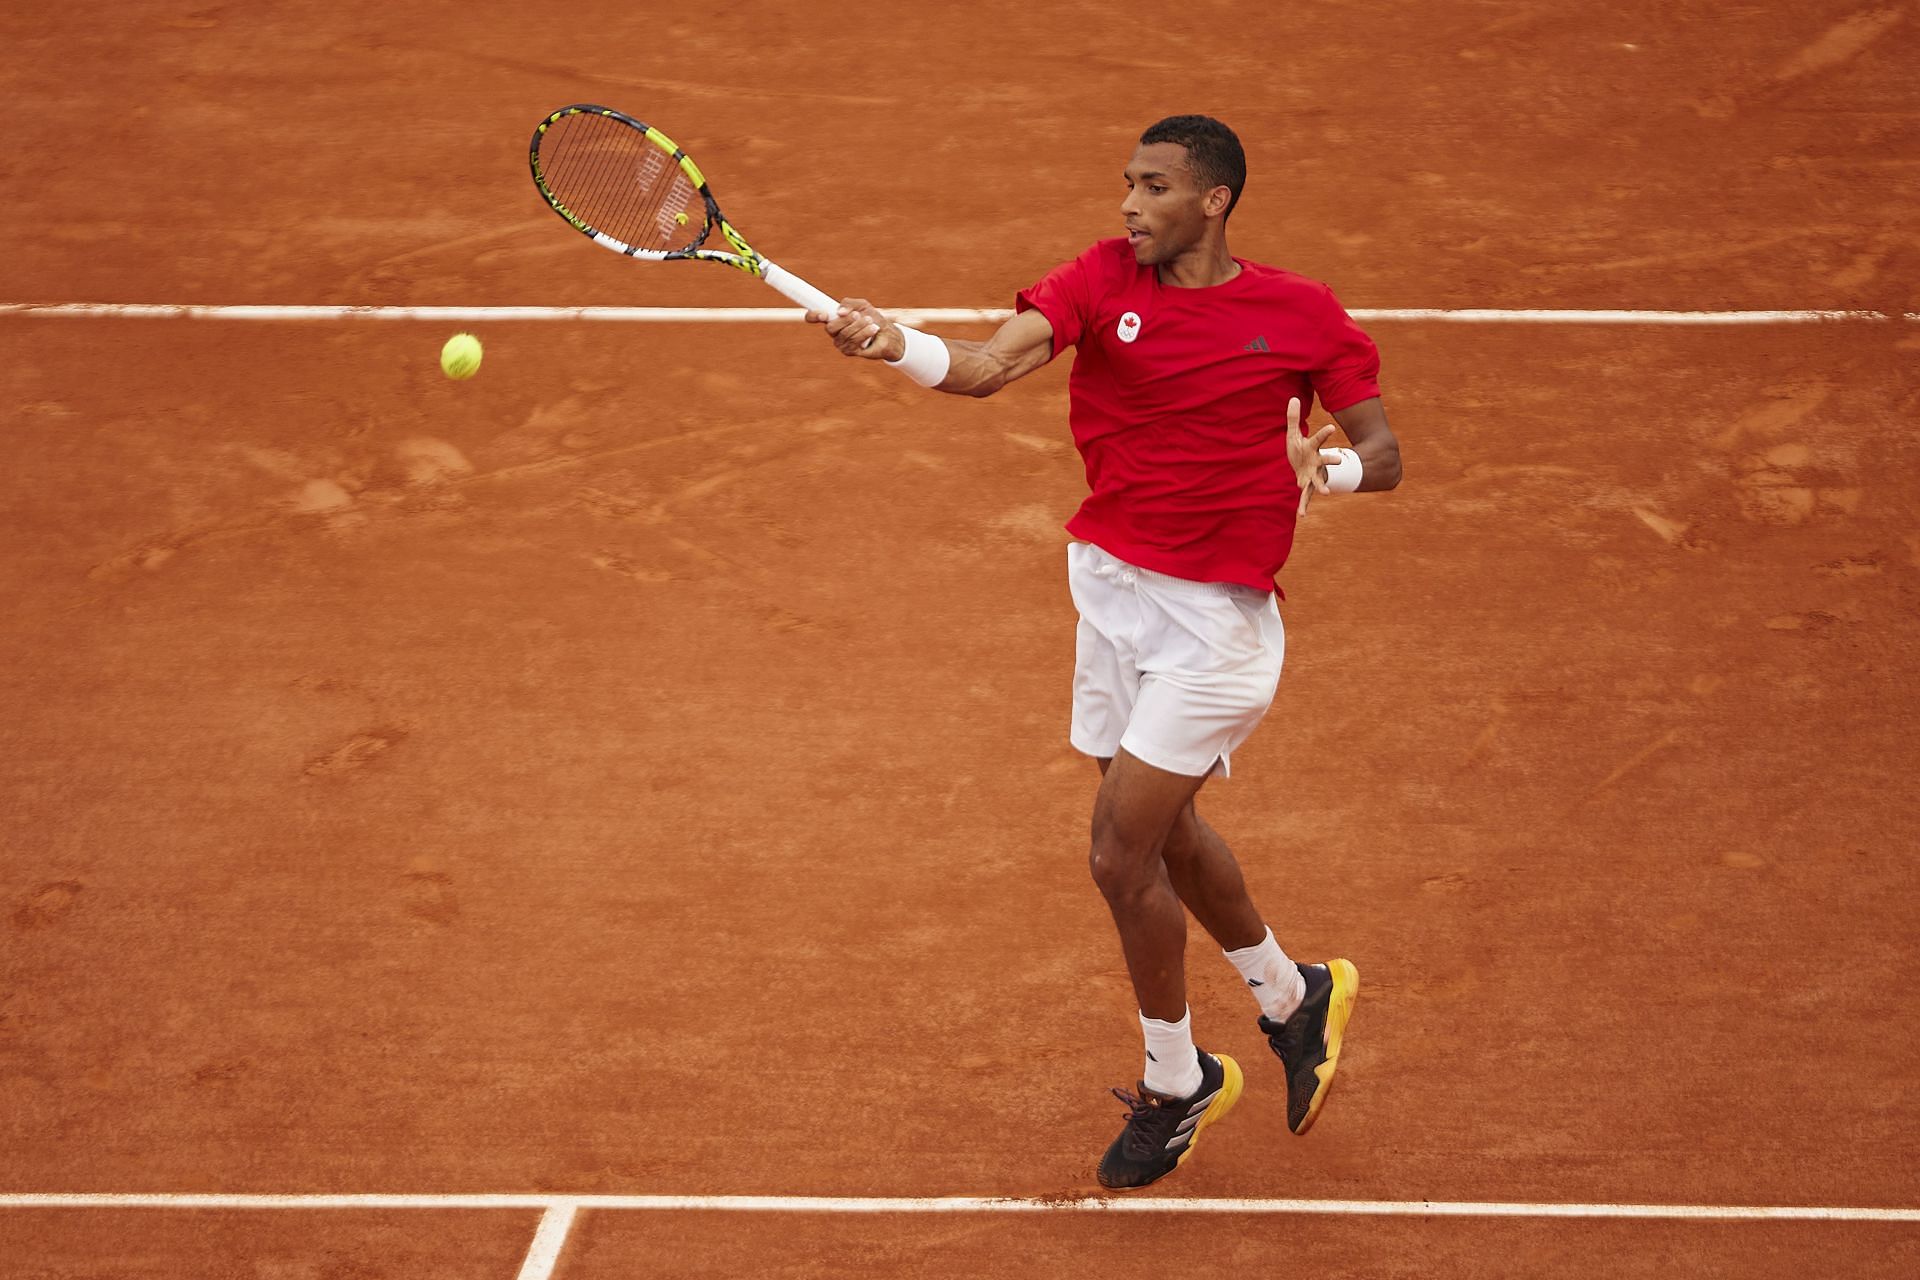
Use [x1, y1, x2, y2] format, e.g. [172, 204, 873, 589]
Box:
[3, 1, 1918, 1275]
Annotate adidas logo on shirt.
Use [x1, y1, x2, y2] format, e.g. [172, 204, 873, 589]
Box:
[1242, 335, 1271, 352]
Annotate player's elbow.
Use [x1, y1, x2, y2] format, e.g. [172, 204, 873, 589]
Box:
[1374, 443, 1402, 489]
[1366, 436, 1402, 490]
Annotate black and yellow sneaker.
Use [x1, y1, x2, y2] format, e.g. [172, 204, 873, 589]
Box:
[1095, 1048, 1243, 1190]
[1259, 959, 1359, 1135]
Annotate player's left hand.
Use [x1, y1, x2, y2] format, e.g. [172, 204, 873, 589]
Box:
[1285, 397, 1337, 516]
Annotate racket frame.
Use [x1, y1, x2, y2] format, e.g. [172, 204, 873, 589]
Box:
[530, 105, 838, 315]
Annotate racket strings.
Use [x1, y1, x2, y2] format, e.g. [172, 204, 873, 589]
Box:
[538, 113, 705, 253]
[549, 116, 647, 239]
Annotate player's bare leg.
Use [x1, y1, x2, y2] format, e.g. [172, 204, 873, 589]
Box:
[1102, 762, 1359, 1136]
[1089, 746, 1245, 1189]
[1087, 747, 1209, 1022]
[1091, 762, 1266, 951]
[1158, 799, 1268, 952]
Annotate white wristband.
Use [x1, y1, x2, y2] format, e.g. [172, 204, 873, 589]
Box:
[1321, 447, 1363, 494]
[886, 324, 951, 388]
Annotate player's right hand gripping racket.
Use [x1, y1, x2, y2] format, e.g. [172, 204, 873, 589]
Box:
[529, 105, 842, 316]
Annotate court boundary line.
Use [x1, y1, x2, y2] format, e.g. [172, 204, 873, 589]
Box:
[2, 303, 1918, 325]
[513, 1204, 574, 1280]
[10, 1192, 1916, 1276]
[2, 1192, 1916, 1220]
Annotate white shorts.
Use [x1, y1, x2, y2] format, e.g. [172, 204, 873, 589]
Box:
[1066, 541, 1286, 778]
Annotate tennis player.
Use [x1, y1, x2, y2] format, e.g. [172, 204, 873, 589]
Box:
[807, 115, 1400, 1189]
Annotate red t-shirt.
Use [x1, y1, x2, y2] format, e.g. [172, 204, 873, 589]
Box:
[1016, 237, 1381, 591]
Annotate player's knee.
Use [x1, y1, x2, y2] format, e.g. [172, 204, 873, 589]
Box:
[1088, 848, 1153, 906]
[1087, 827, 1158, 903]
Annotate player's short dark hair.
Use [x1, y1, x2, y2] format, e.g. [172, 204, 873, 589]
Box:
[1139, 115, 1246, 219]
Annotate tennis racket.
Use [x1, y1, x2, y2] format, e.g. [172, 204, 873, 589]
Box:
[529, 104, 841, 316]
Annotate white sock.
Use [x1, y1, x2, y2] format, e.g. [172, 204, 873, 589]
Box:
[1225, 926, 1306, 1022]
[1139, 1007, 1204, 1098]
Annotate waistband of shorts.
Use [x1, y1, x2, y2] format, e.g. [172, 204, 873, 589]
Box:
[1073, 541, 1268, 600]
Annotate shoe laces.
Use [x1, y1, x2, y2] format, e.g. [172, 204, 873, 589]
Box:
[1109, 1087, 1176, 1155]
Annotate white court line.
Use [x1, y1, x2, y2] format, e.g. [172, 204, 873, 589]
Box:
[0, 303, 1916, 325]
[513, 1204, 575, 1280]
[0, 1193, 1916, 1221]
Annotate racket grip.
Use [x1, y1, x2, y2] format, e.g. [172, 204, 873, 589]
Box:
[760, 261, 841, 316]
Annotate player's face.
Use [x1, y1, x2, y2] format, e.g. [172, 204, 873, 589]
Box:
[1121, 142, 1217, 265]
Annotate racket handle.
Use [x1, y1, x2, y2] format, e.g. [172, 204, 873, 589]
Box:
[760, 261, 841, 316]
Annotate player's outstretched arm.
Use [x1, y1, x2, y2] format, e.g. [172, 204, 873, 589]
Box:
[805, 301, 1055, 398]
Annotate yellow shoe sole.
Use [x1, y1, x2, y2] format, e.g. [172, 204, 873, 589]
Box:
[1294, 958, 1358, 1135]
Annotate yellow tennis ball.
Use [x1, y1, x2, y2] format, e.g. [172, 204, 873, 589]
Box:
[440, 332, 483, 381]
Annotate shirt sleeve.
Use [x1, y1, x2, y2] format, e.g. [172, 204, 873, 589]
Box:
[1016, 244, 1102, 359]
[1310, 285, 1382, 412]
